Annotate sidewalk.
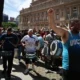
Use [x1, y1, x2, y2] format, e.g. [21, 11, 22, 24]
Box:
[0, 58, 62, 80]
[0, 58, 33, 80]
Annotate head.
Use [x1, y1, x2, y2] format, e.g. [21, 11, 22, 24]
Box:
[28, 29, 33, 36]
[50, 29, 54, 36]
[69, 20, 80, 34]
[7, 27, 12, 35]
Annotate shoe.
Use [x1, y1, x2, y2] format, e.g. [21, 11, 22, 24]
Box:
[1, 70, 6, 78]
[6, 76, 11, 80]
[24, 69, 29, 74]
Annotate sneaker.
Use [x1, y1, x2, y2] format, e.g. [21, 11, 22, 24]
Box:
[6, 76, 11, 80]
[24, 69, 29, 74]
[1, 70, 6, 78]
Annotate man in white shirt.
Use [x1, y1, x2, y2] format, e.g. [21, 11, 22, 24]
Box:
[21, 29, 38, 74]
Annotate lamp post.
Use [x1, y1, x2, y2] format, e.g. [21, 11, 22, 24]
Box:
[0, 0, 4, 27]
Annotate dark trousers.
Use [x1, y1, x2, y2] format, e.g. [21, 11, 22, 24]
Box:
[62, 69, 80, 80]
[2, 55, 14, 76]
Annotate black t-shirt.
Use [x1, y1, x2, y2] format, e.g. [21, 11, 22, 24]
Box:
[0, 33, 18, 51]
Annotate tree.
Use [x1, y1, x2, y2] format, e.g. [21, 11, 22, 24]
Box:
[2, 22, 17, 28]
[0, 0, 4, 27]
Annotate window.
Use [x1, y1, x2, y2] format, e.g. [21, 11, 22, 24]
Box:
[56, 14, 59, 20]
[72, 7, 78, 18]
[66, 8, 70, 19]
[61, 9, 64, 17]
[56, 9, 60, 20]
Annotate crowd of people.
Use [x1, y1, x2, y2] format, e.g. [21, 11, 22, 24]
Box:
[0, 26, 60, 80]
[0, 8, 80, 80]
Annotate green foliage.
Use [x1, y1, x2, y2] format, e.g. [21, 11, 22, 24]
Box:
[2, 22, 17, 28]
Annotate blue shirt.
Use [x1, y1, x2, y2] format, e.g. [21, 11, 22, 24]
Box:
[38, 36, 44, 48]
[62, 32, 80, 72]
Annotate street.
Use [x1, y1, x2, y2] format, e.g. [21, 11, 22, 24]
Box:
[0, 58, 62, 80]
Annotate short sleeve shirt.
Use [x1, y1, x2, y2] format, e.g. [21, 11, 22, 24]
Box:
[21, 35, 38, 52]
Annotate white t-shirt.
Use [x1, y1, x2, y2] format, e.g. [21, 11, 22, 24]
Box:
[21, 35, 38, 52]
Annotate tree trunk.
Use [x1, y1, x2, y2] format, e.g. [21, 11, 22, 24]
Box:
[0, 0, 4, 27]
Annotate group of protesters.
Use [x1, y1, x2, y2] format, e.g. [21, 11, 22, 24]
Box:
[0, 26, 59, 80]
[0, 8, 80, 80]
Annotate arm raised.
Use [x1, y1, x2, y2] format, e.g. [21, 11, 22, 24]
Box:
[47, 8, 68, 39]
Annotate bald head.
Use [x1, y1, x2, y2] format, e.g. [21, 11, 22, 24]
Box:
[28, 29, 33, 36]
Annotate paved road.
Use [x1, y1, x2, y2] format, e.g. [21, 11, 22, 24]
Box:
[0, 58, 62, 80]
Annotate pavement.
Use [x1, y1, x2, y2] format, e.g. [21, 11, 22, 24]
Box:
[0, 57, 62, 80]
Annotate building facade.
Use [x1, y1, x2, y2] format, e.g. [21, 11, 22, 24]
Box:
[16, 15, 20, 26]
[19, 0, 80, 30]
[3, 14, 8, 22]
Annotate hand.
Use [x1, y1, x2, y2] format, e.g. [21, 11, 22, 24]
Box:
[47, 8, 54, 16]
[22, 44, 26, 47]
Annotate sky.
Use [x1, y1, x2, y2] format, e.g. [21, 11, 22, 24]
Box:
[3, 0, 32, 18]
